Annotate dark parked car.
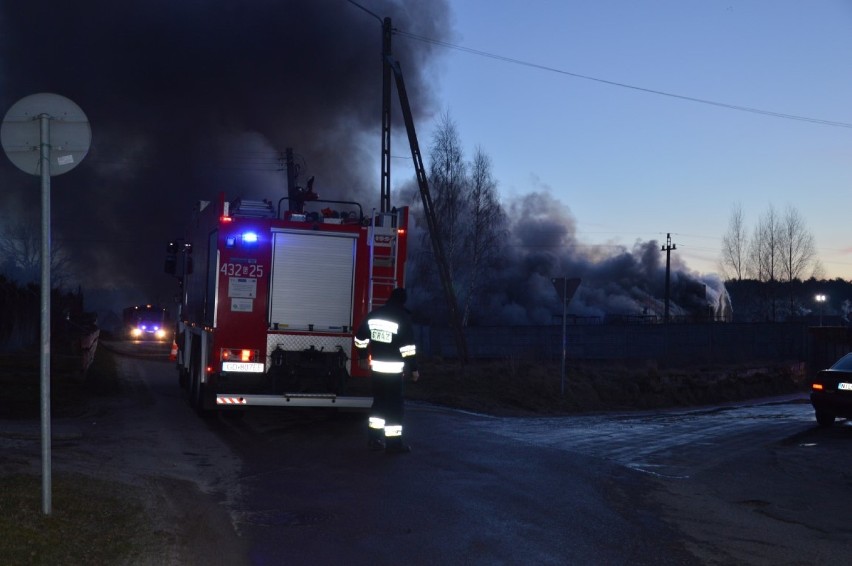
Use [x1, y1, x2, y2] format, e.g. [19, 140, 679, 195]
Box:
[810, 352, 852, 427]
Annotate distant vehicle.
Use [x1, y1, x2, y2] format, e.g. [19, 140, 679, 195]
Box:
[123, 304, 168, 341]
[809, 352, 852, 427]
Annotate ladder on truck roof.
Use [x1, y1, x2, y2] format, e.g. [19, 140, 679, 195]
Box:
[229, 198, 277, 218]
[368, 209, 401, 310]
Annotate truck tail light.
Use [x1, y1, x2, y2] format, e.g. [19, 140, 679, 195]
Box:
[221, 348, 259, 363]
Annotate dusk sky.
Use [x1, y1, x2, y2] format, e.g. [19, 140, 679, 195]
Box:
[411, 0, 852, 279]
[0, 0, 850, 318]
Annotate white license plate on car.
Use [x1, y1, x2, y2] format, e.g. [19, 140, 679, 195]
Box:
[838, 382, 852, 391]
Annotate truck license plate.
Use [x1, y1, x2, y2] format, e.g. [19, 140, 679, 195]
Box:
[222, 362, 265, 373]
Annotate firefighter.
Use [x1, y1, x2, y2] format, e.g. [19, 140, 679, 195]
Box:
[354, 287, 419, 453]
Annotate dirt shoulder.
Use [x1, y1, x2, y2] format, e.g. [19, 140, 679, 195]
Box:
[0, 347, 249, 566]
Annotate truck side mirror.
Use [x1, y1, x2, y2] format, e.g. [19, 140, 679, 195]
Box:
[165, 241, 179, 275]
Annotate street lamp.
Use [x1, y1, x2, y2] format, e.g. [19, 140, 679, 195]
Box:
[815, 294, 827, 326]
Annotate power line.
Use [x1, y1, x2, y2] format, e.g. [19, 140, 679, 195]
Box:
[395, 30, 852, 129]
[345, 0, 383, 24]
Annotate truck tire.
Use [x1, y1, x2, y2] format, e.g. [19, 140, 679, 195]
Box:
[178, 366, 189, 390]
[185, 339, 215, 418]
[815, 409, 835, 428]
[187, 365, 199, 408]
[194, 374, 216, 418]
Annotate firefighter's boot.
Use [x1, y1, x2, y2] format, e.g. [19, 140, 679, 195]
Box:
[368, 429, 385, 451]
[385, 438, 411, 454]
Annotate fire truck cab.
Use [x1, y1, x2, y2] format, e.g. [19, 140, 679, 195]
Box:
[166, 192, 407, 414]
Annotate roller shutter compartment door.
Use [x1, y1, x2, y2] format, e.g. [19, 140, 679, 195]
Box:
[269, 231, 357, 330]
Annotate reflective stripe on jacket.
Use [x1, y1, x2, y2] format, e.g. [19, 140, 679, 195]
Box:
[354, 302, 417, 373]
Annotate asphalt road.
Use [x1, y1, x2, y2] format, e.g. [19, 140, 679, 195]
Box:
[5, 345, 850, 565]
[220, 404, 694, 565]
[476, 399, 852, 564]
[221, 394, 852, 566]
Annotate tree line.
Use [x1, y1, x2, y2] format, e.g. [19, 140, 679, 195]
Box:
[719, 202, 832, 321]
[0, 276, 89, 353]
[407, 112, 506, 326]
[0, 224, 87, 352]
[720, 202, 822, 283]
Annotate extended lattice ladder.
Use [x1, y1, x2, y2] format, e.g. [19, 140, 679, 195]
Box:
[368, 209, 401, 310]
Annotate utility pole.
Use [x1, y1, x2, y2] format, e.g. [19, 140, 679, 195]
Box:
[661, 233, 676, 323]
[551, 277, 581, 396]
[380, 16, 469, 363]
[379, 17, 392, 213]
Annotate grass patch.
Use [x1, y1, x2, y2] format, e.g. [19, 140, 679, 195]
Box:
[0, 473, 160, 566]
[83, 345, 123, 396]
[0, 348, 163, 565]
[0, 347, 123, 420]
[407, 358, 804, 416]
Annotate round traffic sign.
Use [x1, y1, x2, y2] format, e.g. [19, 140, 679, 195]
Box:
[1, 93, 91, 176]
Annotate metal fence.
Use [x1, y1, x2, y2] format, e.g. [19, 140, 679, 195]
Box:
[417, 322, 851, 372]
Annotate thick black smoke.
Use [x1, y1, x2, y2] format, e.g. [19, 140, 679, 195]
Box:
[405, 190, 729, 325]
[0, 1, 449, 311]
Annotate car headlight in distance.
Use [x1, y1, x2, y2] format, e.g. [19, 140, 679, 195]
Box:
[131, 328, 143, 338]
[155, 329, 167, 339]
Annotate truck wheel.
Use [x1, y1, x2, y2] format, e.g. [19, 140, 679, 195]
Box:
[815, 409, 835, 428]
[187, 366, 199, 408]
[192, 372, 216, 419]
[178, 366, 189, 390]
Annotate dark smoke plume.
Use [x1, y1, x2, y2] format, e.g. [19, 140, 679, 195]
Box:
[0, 1, 449, 311]
[405, 190, 729, 325]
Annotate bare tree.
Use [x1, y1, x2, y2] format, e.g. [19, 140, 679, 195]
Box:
[779, 204, 817, 283]
[0, 221, 73, 288]
[461, 147, 505, 325]
[427, 111, 468, 280]
[412, 112, 509, 325]
[778, 204, 818, 313]
[748, 205, 783, 320]
[748, 204, 782, 282]
[811, 259, 826, 281]
[720, 202, 748, 281]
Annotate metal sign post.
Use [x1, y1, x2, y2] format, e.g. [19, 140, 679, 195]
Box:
[38, 114, 52, 515]
[551, 277, 581, 396]
[2, 93, 90, 516]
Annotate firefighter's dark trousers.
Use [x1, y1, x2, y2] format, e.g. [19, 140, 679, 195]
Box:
[369, 371, 404, 442]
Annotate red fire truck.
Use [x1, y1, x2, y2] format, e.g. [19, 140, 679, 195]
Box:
[166, 191, 408, 414]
